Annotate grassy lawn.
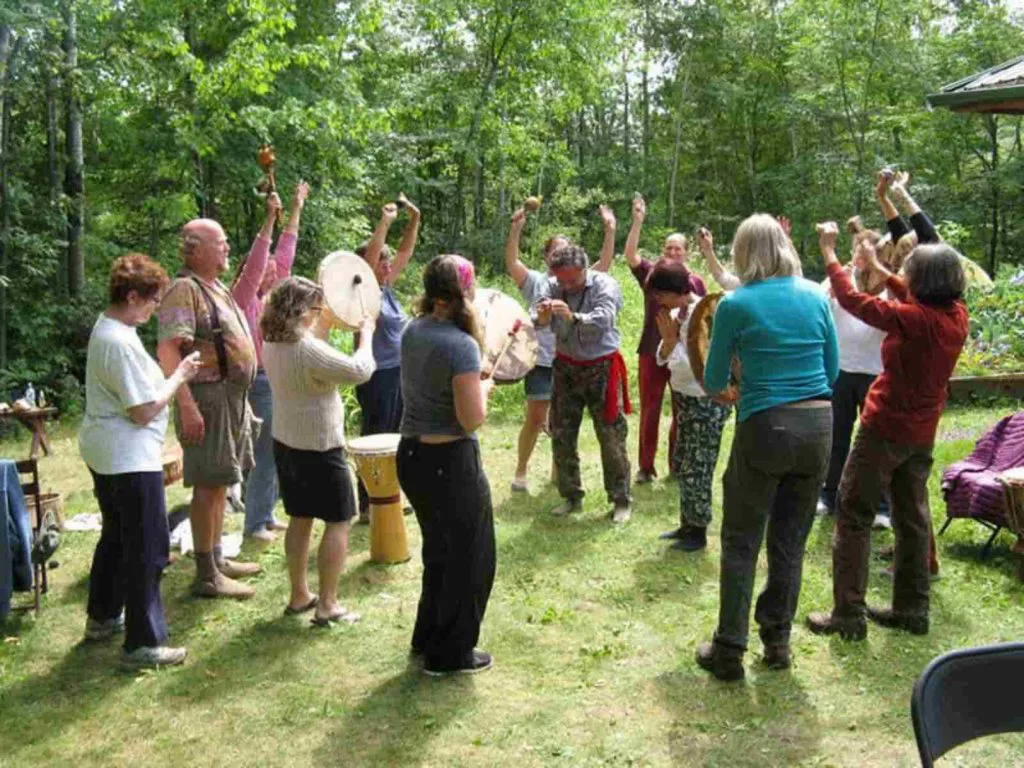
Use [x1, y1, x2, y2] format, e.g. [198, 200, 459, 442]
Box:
[2, 399, 1024, 767]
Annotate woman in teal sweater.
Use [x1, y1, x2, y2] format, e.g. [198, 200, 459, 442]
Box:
[696, 213, 838, 682]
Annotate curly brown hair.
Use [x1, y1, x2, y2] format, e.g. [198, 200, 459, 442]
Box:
[261, 276, 324, 342]
[109, 253, 169, 305]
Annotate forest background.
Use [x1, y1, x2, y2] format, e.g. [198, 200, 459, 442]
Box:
[2, 0, 1024, 416]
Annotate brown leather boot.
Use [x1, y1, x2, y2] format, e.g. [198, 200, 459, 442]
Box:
[805, 612, 866, 640]
[191, 573, 255, 600]
[761, 644, 791, 670]
[219, 559, 262, 579]
[695, 641, 745, 682]
[866, 605, 929, 635]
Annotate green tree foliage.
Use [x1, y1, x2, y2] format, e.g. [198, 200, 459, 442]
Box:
[1, 0, 1023, 407]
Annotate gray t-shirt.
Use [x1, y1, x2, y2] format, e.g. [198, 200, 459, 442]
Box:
[399, 316, 482, 437]
[520, 269, 556, 367]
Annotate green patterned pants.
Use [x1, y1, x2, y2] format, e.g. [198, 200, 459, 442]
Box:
[672, 392, 732, 528]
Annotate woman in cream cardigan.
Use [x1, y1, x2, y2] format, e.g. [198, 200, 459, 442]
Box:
[261, 277, 375, 625]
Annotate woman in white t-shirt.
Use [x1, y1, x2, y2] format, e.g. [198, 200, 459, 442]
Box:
[651, 261, 733, 553]
[79, 254, 200, 668]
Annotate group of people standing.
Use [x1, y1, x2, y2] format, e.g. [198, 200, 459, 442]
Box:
[76, 168, 968, 681]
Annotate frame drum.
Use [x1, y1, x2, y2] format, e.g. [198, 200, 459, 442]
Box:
[473, 287, 539, 382]
[347, 433, 409, 564]
[686, 292, 740, 405]
[318, 251, 382, 331]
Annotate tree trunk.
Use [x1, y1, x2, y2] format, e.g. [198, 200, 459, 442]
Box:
[622, 50, 630, 175]
[44, 50, 66, 297]
[640, 1, 651, 193]
[62, 0, 85, 297]
[0, 26, 19, 368]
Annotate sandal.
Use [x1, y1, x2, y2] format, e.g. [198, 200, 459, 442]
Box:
[284, 595, 318, 616]
[311, 607, 361, 627]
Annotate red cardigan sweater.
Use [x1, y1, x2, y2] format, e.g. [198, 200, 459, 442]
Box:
[827, 262, 969, 447]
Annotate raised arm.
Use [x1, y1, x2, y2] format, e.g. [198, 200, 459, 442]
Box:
[890, 172, 939, 244]
[875, 171, 901, 223]
[505, 208, 530, 288]
[362, 203, 398, 274]
[232, 193, 281, 309]
[284, 180, 309, 236]
[593, 204, 616, 273]
[389, 193, 421, 285]
[623, 195, 645, 269]
[697, 227, 742, 291]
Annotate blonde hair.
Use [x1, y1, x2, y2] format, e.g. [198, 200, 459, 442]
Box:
[261, 277, 323, 343]
[730, 214, 802, 284]
[664, 232, 688, 251]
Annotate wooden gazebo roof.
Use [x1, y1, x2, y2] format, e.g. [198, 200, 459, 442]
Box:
[927, 55, 1024, 114]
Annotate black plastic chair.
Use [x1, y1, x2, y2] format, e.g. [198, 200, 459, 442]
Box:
[912, 642, 1024, 766]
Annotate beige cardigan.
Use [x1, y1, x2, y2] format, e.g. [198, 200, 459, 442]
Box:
[262, 334, 375, 451]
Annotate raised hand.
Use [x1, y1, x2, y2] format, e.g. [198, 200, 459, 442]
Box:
[267, 192, 283, 219]
[511, 207, 527, 233]
[599, 204, 616, 230]
[398, 192, 420, 219]
[816, 221, 840, 264]
[293, 180, 310, 209]
[381, 202, 398, 226]
[875, 169, 891, 200]
[697, 226, 714, 254]
[777, 215, 791, 237]
[632, 194, 646, 223]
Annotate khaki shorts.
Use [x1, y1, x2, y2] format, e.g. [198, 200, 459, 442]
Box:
[175, 381, 259, 489]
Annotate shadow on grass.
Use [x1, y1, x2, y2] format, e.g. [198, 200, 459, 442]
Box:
[656, 667, 821, 766]
[313, 667, 477, 766]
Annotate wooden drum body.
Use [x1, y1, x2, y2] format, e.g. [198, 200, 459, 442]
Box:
[347, 433, 409, 565]
[686, 292, 741, 406]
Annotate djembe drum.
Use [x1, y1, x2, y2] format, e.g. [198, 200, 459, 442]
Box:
[347, 433, 409, 564]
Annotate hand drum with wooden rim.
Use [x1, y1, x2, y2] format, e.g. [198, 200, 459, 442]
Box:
[686, 292, 741, 405]
[473, 288, 539, 383]
[318, 250, 382, 331]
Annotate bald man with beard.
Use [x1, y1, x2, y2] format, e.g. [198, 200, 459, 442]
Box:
[157, 212, 273, 599]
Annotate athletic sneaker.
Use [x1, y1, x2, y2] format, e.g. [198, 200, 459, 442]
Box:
[610, 505, 632, 524]
[551, 500, 582, 517]
[816, 499, 834, 517]
[84, 613, 125, 642]
[122, 645, 187, 668]
[634, 469, 656, 485]
[872, 514, 892, 531]
[423, 649, 493, 677]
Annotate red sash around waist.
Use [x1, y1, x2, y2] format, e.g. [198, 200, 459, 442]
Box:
[555, 350, 633, 424]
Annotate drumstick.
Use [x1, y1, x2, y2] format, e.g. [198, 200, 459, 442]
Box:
[487, 319, 522, 381]
[353, 274, 366, 320]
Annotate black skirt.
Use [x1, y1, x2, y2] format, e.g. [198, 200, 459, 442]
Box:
[273, 440, 356, 523]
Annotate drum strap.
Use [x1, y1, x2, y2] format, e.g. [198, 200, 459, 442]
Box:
[191, 277, 230, 382]
[368, 494, 402, 505]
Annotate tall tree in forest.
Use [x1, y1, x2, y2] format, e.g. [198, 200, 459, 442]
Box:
[62, 0, 84, 296]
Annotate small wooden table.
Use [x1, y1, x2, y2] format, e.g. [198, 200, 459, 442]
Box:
[0, 407, 59, 459]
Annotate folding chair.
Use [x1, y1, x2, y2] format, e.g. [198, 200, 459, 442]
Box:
[15, 458, 47, 613]
[912, 642, 1024, 766]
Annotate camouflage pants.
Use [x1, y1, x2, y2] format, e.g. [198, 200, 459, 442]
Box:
[672, 392, 732, 528]
[551, 358, 630, 506]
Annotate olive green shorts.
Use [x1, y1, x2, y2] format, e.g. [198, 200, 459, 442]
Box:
[175, 381, 259, 489]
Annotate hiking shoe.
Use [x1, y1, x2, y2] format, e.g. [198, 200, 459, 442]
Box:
[191, 574, 255, 600]
[423, 649, 493, 677]
[84, 613, 125, 642]
[659, 527, 683, 541]
[761, 644, 791, 670]
[872, 514, 892, 531]
[671, 525, 707, 552]
[610, 504, 632, 524]
[816, 499, 834, 517]
[805, 612, 866, 640]
[551, 499, 582, 517]
[219, 559, 261, 579]
[634, 469, 656, 485]
[122, 645, 186, 668]
[245, 528, 275, 544]
[866, 605, 929, 635]
[695, 641, 745, 682]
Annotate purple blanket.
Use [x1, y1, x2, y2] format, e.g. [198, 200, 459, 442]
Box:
[942, 412, 1024, 526]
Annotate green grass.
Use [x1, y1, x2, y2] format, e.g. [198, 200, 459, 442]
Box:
[3, 399, 1024, 766]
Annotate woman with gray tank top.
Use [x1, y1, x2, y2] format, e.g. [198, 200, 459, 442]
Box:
[397, 254, 497, 676]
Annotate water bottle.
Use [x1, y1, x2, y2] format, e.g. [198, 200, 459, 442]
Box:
[25, 382, 36, 408]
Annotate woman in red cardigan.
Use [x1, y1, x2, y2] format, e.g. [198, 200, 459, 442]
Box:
[807, 222, 968, 640]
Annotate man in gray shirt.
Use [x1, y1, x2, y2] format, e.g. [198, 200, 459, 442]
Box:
[534, 246, 632, 522]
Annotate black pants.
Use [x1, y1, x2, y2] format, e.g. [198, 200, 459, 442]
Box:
[356, 366, 403, 513]
[397, 438, 496, 668]
[822, 371, 890, 516]
[715, 405, 832, 650]
[87, 470, 169, 652]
